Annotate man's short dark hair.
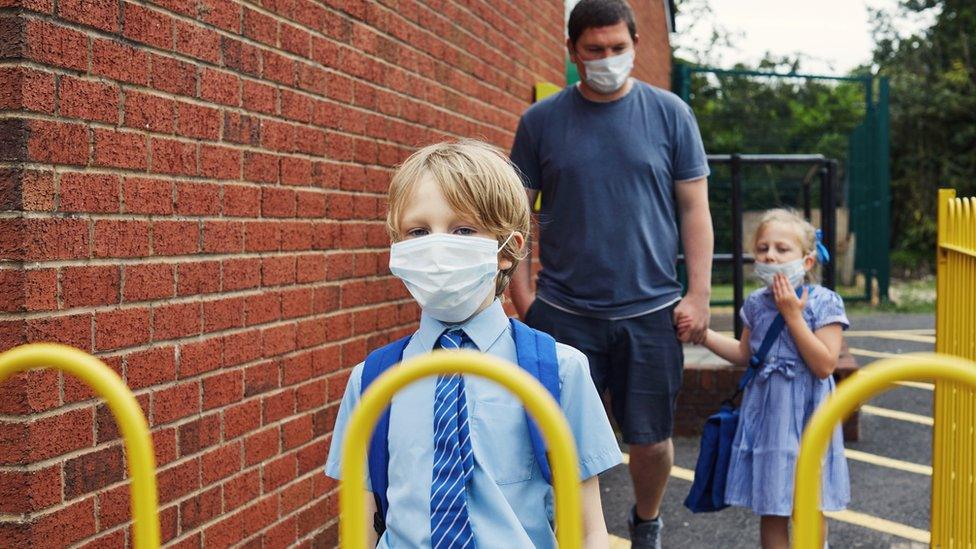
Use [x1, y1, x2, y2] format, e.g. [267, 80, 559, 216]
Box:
[567, 0, 637, 46]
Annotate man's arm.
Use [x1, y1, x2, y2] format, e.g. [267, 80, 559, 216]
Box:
[673, 177, 713, 343]
[510, 188, 539, 318]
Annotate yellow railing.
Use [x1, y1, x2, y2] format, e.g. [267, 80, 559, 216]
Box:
[793, 354, 976, 548]
[0, 343, 160, 549]
[933, 188, 976, 546]
[338, 349, 582, 548]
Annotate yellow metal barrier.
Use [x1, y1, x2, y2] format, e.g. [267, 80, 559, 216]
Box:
[794, 353, 976, 548]
[338, 349, 582, 548]
[0, 343, 160, 549]
[933, 188, 976, 547]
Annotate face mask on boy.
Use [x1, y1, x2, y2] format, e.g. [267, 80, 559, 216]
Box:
[581, 50, 634, 94]
[389, 233, 513, 323]
[754, 258, 807, 288]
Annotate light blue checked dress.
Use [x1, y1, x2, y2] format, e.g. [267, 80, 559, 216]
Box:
[724, 285, 851, 516]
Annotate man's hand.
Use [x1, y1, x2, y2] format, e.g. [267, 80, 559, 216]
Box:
[674, 292, 710, 344]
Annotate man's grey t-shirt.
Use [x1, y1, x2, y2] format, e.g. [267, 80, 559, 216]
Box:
[510, 81, 709, 319]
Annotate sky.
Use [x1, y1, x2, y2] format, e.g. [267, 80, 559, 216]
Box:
[670, 0, 938, 75]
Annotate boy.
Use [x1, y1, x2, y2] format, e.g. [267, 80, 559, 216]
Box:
[325, 140, 621, 548]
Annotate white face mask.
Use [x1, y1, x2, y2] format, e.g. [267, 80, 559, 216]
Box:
[581, 50, 634, 94]
[754, 258, 807, 288]
[389, 233, 512, 323]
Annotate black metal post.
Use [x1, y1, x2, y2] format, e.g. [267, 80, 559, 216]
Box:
[803, 178, 812, 221]
[820, 161, 837, 289]
[731, 154, 744, 338]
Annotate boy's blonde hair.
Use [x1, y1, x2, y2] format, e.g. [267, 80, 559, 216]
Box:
[386, 139, 531, 297]
[752, 208, 819, 282]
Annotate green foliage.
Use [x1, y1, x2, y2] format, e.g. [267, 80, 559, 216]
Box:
[871, 0, 976, 268]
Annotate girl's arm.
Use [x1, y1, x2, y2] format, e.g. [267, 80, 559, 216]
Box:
[771, 274, 844, 379]
[365, 492, 378, 546]
[701, 327, 752, 368]
[580, 475, 610, 548]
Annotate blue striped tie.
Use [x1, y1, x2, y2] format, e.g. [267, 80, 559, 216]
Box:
[429, 330, 476, 548]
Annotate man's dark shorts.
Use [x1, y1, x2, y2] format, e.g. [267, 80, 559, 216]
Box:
[524, 299, 683, 445]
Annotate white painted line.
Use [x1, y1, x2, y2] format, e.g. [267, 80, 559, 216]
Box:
[894, 380, 934, 391]
[843, 449, 932, 476]
[609, 534, 630, 547]
[844, 331, 936, 344]
[617, 454, 932, 543]
[847, 347, 910, 360]
[860, 405, 934, 426]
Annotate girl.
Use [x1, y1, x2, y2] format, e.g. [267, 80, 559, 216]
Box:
[681, 209, 851, 548]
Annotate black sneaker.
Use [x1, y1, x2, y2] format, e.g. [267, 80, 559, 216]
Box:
[628, 505, 663, 549]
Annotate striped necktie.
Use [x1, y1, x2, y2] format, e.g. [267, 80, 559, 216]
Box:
[429, 330, 476, 548]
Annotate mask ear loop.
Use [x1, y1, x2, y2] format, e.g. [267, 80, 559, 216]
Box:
[497, 231, 516, 253]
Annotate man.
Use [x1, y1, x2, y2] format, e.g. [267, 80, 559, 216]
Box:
[509, 1, 713, 547]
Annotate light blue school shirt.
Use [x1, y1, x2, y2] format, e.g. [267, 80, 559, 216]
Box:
[325, 299, 622, 548]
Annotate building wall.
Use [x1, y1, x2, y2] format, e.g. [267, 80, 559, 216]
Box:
[0, 1, 567, 546]
[630, 0, 672, 89]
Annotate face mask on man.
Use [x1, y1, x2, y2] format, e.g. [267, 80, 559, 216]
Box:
[389, 233, 513, 323]
[753, 258, 807, 288]
[581, 50, 634, 94]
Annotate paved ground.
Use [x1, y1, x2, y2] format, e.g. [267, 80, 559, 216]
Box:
[600, 312, 935, 548]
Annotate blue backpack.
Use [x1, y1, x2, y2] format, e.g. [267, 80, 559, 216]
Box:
[361, 318, 561, 534]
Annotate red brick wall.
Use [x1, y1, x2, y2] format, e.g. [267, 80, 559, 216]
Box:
[630, 0, 671, 89]
[0, 1, 566, 546]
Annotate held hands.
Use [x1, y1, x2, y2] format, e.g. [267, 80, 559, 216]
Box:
[772, 273, 808, 320]
[674, 293, 710, 344]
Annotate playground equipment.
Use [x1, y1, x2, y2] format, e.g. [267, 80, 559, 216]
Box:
[337, 349, 582, 548]
[0, 343, 160, 549]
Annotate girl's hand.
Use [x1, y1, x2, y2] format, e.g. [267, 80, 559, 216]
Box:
[772, 272, 807, 320]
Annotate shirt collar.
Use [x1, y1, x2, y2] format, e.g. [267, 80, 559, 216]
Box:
[414, 299, 510, 352]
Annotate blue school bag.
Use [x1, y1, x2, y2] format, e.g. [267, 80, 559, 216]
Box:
[684, 290, 799, 513]
[360, 318, 561, 534]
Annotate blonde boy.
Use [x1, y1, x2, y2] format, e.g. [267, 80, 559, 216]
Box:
[325, 140, 621, 548]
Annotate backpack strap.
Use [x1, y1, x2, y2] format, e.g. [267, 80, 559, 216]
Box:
[510, 318, 561, 484]
[361, 335, 411, 529]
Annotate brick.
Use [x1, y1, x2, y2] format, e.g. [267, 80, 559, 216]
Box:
[204, 510, 245, 547]
[25, 312, 91, 350]
[243, 495, 278, 537]
[14, 497, 97, 548]
[24, 20, 87, 71]
[123, 2, 173, 49]
[202, 296, 244, 332]
[157, 457, 200, 504]
[151, 138, 197, 176]
[262, 453, 296, 491]
[220, 37, 260, 77]
[81, 528, 126, 548]
[93, 128, 147, 169]
[153, 301, 200, 341]
[297, 190, 327, 217]
[296, 319, 326, 350]
[175, 20, 220, 63]
[123, 177, 173, 215]
[262, 187, 296, 217]
[261, 119, 294, 152]
[62, 265, 120, 307]
[59, 0, 119, 32]
[260, 255, 295, 288]
[154, 380, 200, 426]
[280, 477, 313, 514]
[201, 440, 241, 484]
[243, 425, 278, 466]
[280, 221, 312, 251]
[281, 415, 312, 450]
[178, 336, 222, 377]
[280, 353, 312, 386]
[222, 257, 260, 291]
[223, 112, 261, 146]
[0, 67, 55, 113]
[176, 412, 219, 456]
[0, 465, 61, 514]
[92, 38, 149, 85]
[124, 91, 176, 133]
[154, 427, 178, 465]
[222, 330, 262, 367]
[174, 181, 220, 216]
[23, 406, 94, 463]
[295, 379, 327, 412]
[261, 388, 295, 425]
[203, 369, 243, 410]
[199, 0, 240, 33]
[199, 145, 241, 180]
[223, 399, 261, 440]
[27, 119, 88, 165]
[123, 263, 174, 302]
[93, 219, 151, 258]
[280, 23, 311, 57]
[126, 346, 176, 390]
[244, 360, 278, 397]
[180, 485, 221, 531]
[152, 220, 199, 256]
[223, 185, 260, 217]
[149, 53, 197, 96]
[223, 468, 261, 513]
[281, 288, 313, 319]
[244, 221, 280, 252]
[59, 172, 120, 213]
[244, 291, 280, 326]
[177, 260, 220, 296]
[202, 220, 244, 253]
[96, 483, 129, 529]
[199, 67, 240, 106]
[95, 307, 151, 351]
[59, 75, 118, 124]
[243, 151, 278, 183]
[262, 49, 296, 86]
[0, 268, 23, 312]
[63, 445, 123, 499]
[241, 79, 276, 115]
[242, 7, 277, 46]
[176, 101, 220, 140]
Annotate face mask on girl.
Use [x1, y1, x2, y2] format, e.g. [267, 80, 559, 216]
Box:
[753, 258, 807, 288]
[581, 50, 634, 94]
[389, 233, 514, 323]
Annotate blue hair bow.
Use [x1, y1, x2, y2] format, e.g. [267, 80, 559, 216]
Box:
[815, 229, 830, 264]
